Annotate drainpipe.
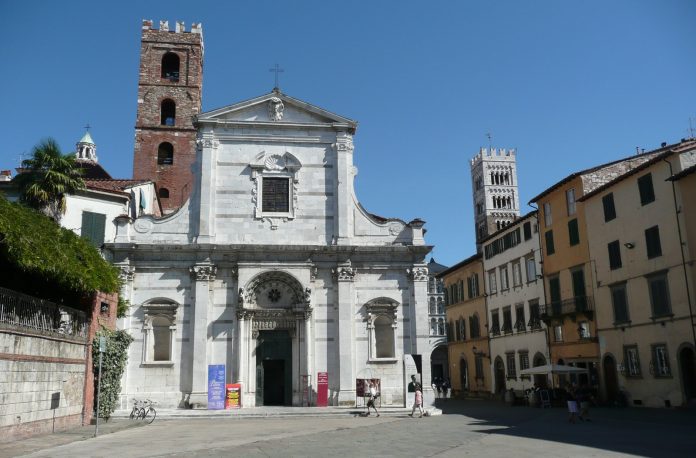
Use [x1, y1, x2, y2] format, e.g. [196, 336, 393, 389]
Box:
[662, 157, 696, 351]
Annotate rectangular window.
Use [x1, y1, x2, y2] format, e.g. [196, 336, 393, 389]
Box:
[553, 325, 563, 342]
[514, 303, 525, 332]
[610, 283, 630, 324]
[81, 211, 106, 248]
[645, 226, 662, 259]
[568, 218, 580, 246]
[491, 310, 500, 336]
[262, 177, 290, 212]
[543, 202, 552, 227]
[566, 188, 576, 215]
[523, 221, 532, 241]
[519, 352, 530, 378]
[500, 266, 509, 291]
[512, 262, 522, 287]
[525, 256, 537, 282]
[528, 299, 541, 329]
[502, 307, 513, 334]
[488, 270, 497, 294]
[624, 345, 641, 377]
[651, 344, 671, 377]
[545, 230, 555, 255]
[638, 173, 655, 205]
[549, 276, 561, 315]
[608, 240, 622, 270]
[647, 273, 671, 318]
[506, 352, 517, 379]
[459, 319, 467, 341]
[443, 288, 449, 306]
[458, 280, 464, 302]
[602, 193, 617, 222]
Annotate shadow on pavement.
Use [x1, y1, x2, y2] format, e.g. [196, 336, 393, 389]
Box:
[433, 398, 696, 457]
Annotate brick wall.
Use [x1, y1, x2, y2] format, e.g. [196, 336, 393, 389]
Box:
[82, 291, 118, 425]
[133, 24, 203, 212]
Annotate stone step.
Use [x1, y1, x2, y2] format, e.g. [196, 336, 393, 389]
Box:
[112, 406, 442, 419]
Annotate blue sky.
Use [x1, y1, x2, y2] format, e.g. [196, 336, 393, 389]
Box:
[1, 1, 694, 266]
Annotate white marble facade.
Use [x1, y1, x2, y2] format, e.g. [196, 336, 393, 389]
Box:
[109, 91, 433, 408]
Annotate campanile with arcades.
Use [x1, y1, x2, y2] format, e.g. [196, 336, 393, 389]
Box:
[133, 20, 203, 213]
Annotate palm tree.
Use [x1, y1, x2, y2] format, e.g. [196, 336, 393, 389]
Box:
[14, 138, 85, 222]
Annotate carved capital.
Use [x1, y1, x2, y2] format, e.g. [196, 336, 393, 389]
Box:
[190, 264, 217, 281]
[408, 266, 429, 282]
[334, 138, 354, 152]
[118, 265, 135, 282]
[333, 266, 356, 282]
[195, 138, 219, 151]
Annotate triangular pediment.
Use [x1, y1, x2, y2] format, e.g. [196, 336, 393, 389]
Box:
[196, 91, 357, 128]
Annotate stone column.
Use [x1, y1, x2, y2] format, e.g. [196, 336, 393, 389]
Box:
[409, 265, 435, 409]
[189, 263, 216, 408]
[335, 262, 356, 404]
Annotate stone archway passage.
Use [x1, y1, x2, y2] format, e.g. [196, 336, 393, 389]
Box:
[430, 345, 448, 383]
[603, 354, 619, 404]
[679, 346, 696, 402]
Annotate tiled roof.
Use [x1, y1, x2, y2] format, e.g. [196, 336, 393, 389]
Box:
[579, 139, 696, 201]
[528, 141, 688, 204]
[75, 160, 112, 179]
[84, 179, 151, 195]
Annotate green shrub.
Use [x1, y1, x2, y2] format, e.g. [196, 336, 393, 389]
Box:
[92, 328, 133, 420]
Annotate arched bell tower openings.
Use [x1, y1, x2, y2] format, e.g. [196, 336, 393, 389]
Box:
[470, 147, 520, 251]
[133, 19, 203, 214]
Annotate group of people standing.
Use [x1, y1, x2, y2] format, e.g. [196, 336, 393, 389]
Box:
[431, 377, 451, 398]
[565, 383, 593, 423]
[363, 375, 430, 418]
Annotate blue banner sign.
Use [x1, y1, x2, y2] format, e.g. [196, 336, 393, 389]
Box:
[208, 364, 226, 410]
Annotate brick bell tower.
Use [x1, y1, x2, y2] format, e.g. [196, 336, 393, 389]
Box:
[133, 19, 203, 213]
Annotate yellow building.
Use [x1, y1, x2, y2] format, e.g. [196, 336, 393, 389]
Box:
[580, 140, 696, 407]
[530, 150, 665, 391]
[436, 253, 490, 396]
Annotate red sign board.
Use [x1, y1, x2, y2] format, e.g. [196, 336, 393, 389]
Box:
[317, 372, 329, 407]
[225, 383, 242, 409]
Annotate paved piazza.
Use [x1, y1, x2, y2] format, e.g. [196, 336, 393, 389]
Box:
[3, 401, 695, 457]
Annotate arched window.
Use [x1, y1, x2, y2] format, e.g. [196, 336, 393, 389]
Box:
[429, 297, 436, 315]
[161, 99, 176, 126]
[161, 52, 180, 81]
[431, 318, 437, 335]
[437, 298, 444, 314]
[438, 318, 445, 336]
[458, 317, 466, 341]
[157, 142, 174, 165]
[159, 188, 170, 199]
[374, 316, 395, 358]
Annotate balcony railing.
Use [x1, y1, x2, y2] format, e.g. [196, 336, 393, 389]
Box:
[0, 287, 88, 339]
[540, 295, 594, 321]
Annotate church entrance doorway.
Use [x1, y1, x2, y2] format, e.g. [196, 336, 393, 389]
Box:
[255, 330, 292, 406]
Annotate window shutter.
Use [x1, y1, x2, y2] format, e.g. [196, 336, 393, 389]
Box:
[568, 219, 580, 246]
[81, 211, 106, 247]
[602, 193, 616, 222]
[645, 226, 662, 259]
[638, 173, 655, 205]
[81, 212, 94, 242]
[611, 286, 628, 323]
[608, 240, 622, 270]
[262, 177, 289, 212]
[523, 221, 532, 240]
[545, 230, 555, 255]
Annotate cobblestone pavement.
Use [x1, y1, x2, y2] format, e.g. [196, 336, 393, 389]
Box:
[4, 400, 696, 457]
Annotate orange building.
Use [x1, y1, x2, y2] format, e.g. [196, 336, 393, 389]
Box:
[436, 254, 490, 397]
[530, 149, 665, 390]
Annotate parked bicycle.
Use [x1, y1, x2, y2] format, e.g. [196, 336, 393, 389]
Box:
[130, 398, 157, 424]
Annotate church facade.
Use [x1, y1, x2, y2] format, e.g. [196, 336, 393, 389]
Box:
[108, 21, 433, 409]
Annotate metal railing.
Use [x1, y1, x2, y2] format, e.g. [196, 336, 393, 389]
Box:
[0, 287, 88, 339]
[540, 295, 594, 319]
